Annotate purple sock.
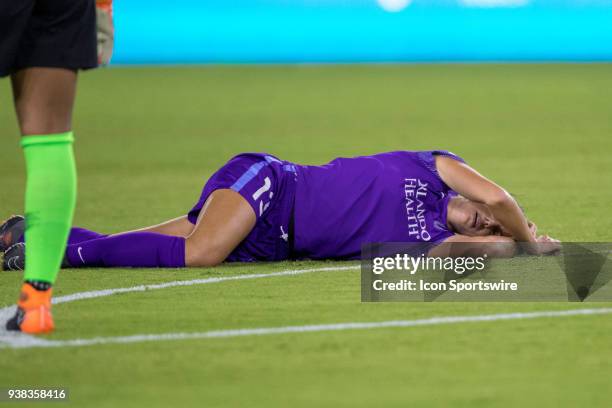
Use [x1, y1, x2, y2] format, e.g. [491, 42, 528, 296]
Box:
[65, 232, 186, 268]
[68, 227, 107, 245]
[20, 227, 107, 245]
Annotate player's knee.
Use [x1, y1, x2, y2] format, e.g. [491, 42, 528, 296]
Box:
[184, 238, 226, 267]
[13, 71, 76, 135]
[17, 113, 72, 136]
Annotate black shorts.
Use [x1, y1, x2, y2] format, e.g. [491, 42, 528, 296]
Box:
[0, 0, 97, 77]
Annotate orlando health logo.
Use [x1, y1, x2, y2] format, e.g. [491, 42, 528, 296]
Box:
[404, 178, 431, 241]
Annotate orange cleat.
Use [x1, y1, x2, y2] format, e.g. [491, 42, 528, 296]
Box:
[5, 283, 54, 334]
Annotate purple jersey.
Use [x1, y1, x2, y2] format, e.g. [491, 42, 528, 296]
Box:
[293, 151, 464, 260]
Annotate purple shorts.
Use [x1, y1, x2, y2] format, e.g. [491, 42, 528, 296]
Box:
[188, 153, 298, 262]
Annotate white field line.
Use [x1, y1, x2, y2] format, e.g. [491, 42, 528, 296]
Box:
[3, 308, 612, 349]
[0, 264, 610, 349]
[52, 265, 361, 305]
[0, 265, 359, 348]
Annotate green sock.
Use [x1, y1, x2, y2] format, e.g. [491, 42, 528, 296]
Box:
[21, 132, 77, 284]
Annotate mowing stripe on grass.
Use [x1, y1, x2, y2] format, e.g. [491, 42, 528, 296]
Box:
[1, 264, 610, 349]
[0, 264, 359, 348]
[2, 308, 612, 349]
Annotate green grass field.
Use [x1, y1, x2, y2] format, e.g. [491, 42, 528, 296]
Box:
[1, 64, 611, 407]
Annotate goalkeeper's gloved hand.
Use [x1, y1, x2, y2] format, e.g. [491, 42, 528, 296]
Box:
[96, 0, 114, 66]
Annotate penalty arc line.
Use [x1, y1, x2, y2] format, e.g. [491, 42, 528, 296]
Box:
[0, 265, 360, 348]
[3, 308, 612, 349]
[52, 264, 361, 305]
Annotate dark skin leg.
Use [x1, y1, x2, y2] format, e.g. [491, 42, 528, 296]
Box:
[11, 67, 77, 135]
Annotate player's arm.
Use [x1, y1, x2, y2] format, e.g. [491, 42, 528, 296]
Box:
[434, 155, 539, 251]
[428, 234, 517, 258]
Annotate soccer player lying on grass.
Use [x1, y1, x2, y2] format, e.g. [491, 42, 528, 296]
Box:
[1, 151, 560, 273]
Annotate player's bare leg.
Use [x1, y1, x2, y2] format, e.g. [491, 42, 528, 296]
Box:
[113, 216, 196, 238]
[49, 189, 254, 269]
[185, 189, 256, 267]
[11, 68, 77, 134]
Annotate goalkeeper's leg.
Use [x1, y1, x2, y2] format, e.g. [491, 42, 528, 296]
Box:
[6, 68, 78, 334]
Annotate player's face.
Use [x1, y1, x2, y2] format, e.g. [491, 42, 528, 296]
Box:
[448, 197, 510, 237]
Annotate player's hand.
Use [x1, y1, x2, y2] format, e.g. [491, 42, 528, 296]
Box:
[503, 220, 536, 239]
[96, 0, 114, 66]
[527, 220, 537, 239]
[526, 234, 561, 256]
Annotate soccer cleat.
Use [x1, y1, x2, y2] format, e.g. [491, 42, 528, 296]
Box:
[1, 241, 72, 270]
[2, 242, 25, 271]
[0, 215, 25, 252]
[5, 283, 55, 334]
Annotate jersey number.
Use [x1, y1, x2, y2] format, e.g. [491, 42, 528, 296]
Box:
[252, 177, 273, 216]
